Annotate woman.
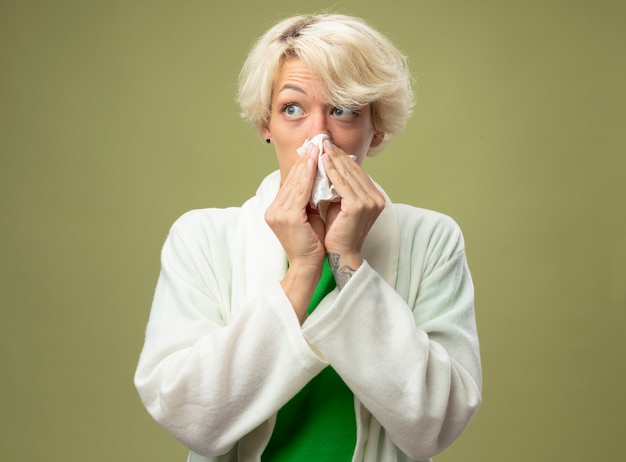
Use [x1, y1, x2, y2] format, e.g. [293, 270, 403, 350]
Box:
[135, 14, 481, 462]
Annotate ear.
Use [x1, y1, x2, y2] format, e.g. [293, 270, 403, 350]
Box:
[370, 131, 384, 148]
[262, 126, 270, 140]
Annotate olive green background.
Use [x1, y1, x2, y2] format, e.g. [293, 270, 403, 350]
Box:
[1, 0, 624, 460]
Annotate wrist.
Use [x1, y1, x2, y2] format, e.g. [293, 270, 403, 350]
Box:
[281, 264, 322, 324]
[327, 252, 362, 290]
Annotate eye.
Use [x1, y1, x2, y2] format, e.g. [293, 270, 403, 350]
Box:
[282, 104, 304, 117]
[332, 107, 357, 118]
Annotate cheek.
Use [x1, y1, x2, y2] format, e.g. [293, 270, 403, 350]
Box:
[333, 118, 374, 151]
[275, 144, 301, 171]
[335, 132, 372, 159]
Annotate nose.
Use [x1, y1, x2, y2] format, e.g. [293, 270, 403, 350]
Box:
[308, 110, 331, 140]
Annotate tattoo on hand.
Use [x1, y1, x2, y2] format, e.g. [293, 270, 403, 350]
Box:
[328, 253, 356, 290]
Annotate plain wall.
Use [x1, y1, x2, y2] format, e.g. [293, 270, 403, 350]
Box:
[1, 0, 624, 460]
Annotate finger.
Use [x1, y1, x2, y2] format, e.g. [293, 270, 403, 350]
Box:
[276, 152, 318, 208]
[322, 141, 373, 198]
[322, 144, 385, 219]
[321, 151, 363, 203]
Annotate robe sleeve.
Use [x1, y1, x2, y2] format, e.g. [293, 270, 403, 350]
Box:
[134, 210, 326, 457]
[301, 209, 481, 460]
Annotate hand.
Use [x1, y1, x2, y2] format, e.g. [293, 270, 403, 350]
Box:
[265, 147, 326, 322]
[321, 140, 386, 287]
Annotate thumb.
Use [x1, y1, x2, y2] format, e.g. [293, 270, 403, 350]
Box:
[307, 206, 326, 242]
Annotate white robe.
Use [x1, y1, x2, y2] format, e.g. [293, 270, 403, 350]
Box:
[135, 171, 482, 462]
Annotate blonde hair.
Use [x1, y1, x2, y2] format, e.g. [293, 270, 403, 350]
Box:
[237, 14, 414, 155]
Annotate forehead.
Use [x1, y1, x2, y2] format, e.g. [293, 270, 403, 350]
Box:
[273, 58, 326, 100]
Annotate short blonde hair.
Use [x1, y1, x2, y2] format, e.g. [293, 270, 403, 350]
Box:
[237, 14, 414, 155]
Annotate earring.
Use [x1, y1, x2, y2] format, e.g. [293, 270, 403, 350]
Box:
[265, 138, 271, 144]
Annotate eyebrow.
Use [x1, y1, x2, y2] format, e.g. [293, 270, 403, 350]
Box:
[279, 84, 308, 95]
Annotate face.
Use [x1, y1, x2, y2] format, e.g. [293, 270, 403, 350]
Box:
[263, 58, 382, 182]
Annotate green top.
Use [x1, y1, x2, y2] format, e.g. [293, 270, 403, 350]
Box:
[261, 256, 356, 461]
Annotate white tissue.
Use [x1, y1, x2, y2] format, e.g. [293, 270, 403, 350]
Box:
[296, 134, 356, 219]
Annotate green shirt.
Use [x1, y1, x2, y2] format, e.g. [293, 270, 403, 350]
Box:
[262, 256, 356, 461]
